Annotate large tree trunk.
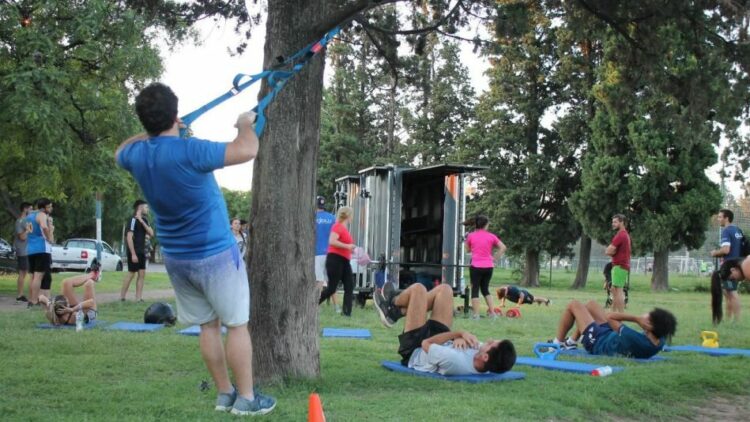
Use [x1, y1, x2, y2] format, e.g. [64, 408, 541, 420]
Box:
[248, 1, 333, 382]
[522, 250, 540, 287]
[651, 249, 669, 291]
[571, 235, 592, 289]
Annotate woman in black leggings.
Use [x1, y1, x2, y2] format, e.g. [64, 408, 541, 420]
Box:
[319, 207, 356, 316]
[464, 215, 506, 319]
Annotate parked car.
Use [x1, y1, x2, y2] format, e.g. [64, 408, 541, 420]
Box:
[51, 238, 123, 272]
[0, 237, 16, 271]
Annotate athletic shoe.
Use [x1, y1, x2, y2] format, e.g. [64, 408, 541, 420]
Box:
[230, 393, 277, 416]
[215, 389, 237, 412]
[560, 338, 577, 350]
[373, 289, 395, 328]
[16, 295, 28, 303]
[373, 287, 403, 328]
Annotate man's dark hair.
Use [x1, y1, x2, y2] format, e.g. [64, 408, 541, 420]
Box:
[36, 198, 51, 209]
[19, 202, 32, 211]
[612, 214, 626, 224]
[484, 339, 516, 374]
[316, 196, 326, 209]
[648, 308, 677, 340]
[474, 215, 489, 229]
[719, 209, 734, 223]
[135, 83, 178, 136]
[133, 199, 147, 212]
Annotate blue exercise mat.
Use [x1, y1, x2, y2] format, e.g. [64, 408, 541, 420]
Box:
[515, 357, 623, 375]
[664, 345, 750, 357]
[322, 328, 372, 339]
[381, 361, 525, 383]
[178, 325, 227, 336]
[559, 348, 666, 363]
[106, 322, 165, 332]
[37, 320, 105, 330]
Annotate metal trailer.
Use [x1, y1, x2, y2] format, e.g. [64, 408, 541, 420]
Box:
[333, 164, 485, 306]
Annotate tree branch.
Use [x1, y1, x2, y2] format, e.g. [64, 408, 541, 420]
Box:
[574, 0, 644, 51]
[356, 0, 465, 36]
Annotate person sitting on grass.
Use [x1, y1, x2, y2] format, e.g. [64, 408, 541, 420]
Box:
[549, 299, 676, 359]
[39, 271, 99, 326]
[373, 282, 516, 375]
[496, 285, 550, 307]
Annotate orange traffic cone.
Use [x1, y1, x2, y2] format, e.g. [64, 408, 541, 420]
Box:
[308, 393, 326, 422]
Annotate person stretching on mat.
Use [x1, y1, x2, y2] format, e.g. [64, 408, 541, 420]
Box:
[549, 299, 676, 359]
[373, 282, 516, 375]
[39, 270, 99, 326]
[496, 285, 550, 307]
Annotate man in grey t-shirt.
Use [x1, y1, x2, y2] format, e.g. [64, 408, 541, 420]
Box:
[374, 282, 517, 375]
[13, 202, 33, 303]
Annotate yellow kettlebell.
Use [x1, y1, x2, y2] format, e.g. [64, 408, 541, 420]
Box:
[701, 331, 719, 348]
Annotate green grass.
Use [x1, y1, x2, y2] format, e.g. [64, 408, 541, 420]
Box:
[0, 269, 748, 421]
[0, 270, 173, 296]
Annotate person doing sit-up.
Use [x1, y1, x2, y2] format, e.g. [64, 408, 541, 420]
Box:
[549, 299, 676, 359]
[39, 270, 99, 326]
[496, 285, 550, 307]
[373, 282, 516, 375]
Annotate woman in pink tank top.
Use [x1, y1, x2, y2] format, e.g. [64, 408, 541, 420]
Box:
[465, 215, 507, 319]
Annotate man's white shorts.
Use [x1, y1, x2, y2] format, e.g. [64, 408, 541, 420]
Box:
[164, 245, 249, 327]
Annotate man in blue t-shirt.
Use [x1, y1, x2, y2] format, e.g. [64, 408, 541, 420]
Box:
[711, 209, 744, 322]
[115, 83, 275, 416]
[548, 299, 676, 359]
[314, 196, 337, 308]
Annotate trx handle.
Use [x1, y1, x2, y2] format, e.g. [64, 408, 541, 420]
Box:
[179, 26, 343, 138]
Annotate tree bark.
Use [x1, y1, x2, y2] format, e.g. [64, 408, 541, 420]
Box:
[571, 235, 592, 289]
[651, 249, 669, 291]
[522, 249, 540, 287]
[248, 1, 336, 382]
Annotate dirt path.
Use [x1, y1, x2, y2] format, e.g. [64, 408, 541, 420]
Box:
[0, 289, 175, 312]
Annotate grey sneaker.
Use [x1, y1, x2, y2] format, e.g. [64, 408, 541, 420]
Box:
[373, 285, 402, 328]
[230, 393, 277, 416]
[215, 389, 237, 412]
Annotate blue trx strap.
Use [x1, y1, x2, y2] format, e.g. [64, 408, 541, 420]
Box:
[179, 26, 342, 138]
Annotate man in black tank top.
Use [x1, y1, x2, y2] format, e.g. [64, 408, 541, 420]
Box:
[120, 199, 154, 302]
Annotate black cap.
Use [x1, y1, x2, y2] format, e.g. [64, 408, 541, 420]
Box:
[316, 196, 325, 208]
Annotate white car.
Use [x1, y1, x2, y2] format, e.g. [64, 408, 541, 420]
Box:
[51, 238, 123, 272]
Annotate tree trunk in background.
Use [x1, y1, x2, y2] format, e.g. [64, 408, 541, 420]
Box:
[248, 0, 332, 382]
[651, 249, 669, 291]
[571, 235, 591, 289]
[522, 250, 540, 287]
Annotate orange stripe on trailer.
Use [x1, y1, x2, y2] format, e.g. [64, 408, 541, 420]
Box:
[445, 174, 458, 200]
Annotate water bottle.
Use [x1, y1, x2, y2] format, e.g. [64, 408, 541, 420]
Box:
[591, 366, 613, 377]
[75, 308, 84, 332]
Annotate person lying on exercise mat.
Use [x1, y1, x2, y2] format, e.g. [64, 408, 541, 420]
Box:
[547, 299, 676, 359]
[373, 282, 516, 375]
[39, 270, 99, 326]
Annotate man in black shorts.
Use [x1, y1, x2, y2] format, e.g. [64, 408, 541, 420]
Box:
[120, 199, 154, 302]
[373, 282, 516, 375]
[14, 202, 33, 303]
